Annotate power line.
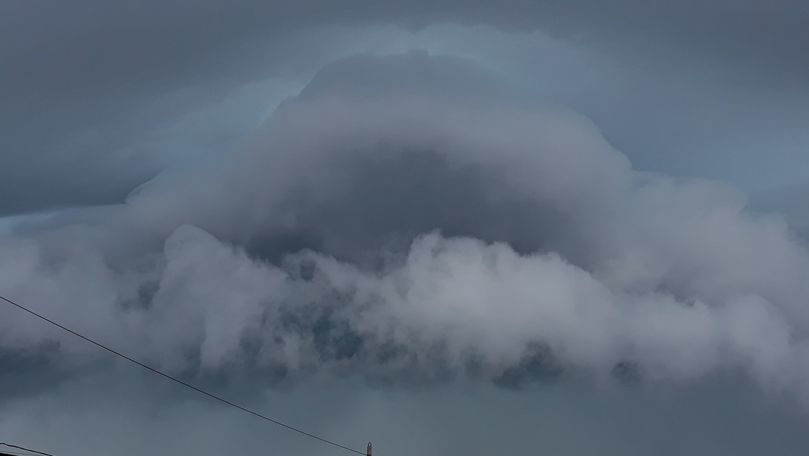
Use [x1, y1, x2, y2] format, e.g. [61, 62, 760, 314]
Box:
[0, 443, 54, 456]
[0, 294, 366, 456]
[1, 450, 44, 456]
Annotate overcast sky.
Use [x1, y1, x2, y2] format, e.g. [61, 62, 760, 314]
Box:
[2, 1, 809, 455]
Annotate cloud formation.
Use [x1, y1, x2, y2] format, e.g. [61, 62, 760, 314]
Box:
[3, 54, 809, 415]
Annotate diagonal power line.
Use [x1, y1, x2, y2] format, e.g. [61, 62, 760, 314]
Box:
[0, 294, 365, 456]
[0, 442, 55, 456]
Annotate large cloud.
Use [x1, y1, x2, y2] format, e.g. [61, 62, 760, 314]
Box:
[3, 54, 809, 411]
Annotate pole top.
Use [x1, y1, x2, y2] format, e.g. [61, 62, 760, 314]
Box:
[366, 442, 373, 456]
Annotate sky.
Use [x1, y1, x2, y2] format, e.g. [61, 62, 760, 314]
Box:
[2, 1, 809, 455]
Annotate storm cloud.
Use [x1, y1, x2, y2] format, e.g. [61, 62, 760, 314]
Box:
[3, 4, 809, 456]
[2, 52, 808, 395]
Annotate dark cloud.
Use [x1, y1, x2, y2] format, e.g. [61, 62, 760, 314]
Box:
[3, 53, 808, 394]
[3, 5, 809, 454]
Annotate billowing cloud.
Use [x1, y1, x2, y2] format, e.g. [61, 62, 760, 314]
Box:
[4, 0, 809, 452]
[3, 53, 809, 419]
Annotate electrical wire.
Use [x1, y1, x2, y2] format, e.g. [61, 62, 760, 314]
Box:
[0, 294, 366, 456]
[0, 442, 54, 456]
[0, 450, 41, 456]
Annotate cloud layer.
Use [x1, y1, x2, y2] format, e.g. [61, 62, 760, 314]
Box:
[4, 1, 809, 214]
[3, 54, 809, 415]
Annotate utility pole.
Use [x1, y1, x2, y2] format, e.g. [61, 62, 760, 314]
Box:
[367, 442, 372, 456]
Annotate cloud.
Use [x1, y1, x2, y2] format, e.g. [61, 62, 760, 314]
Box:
[3, 0, 809, 450]
[2, 54, 809, 414]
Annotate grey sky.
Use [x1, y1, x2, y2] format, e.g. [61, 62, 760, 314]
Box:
[2, 0, 808, 213]
[2, 2, 809, 456]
